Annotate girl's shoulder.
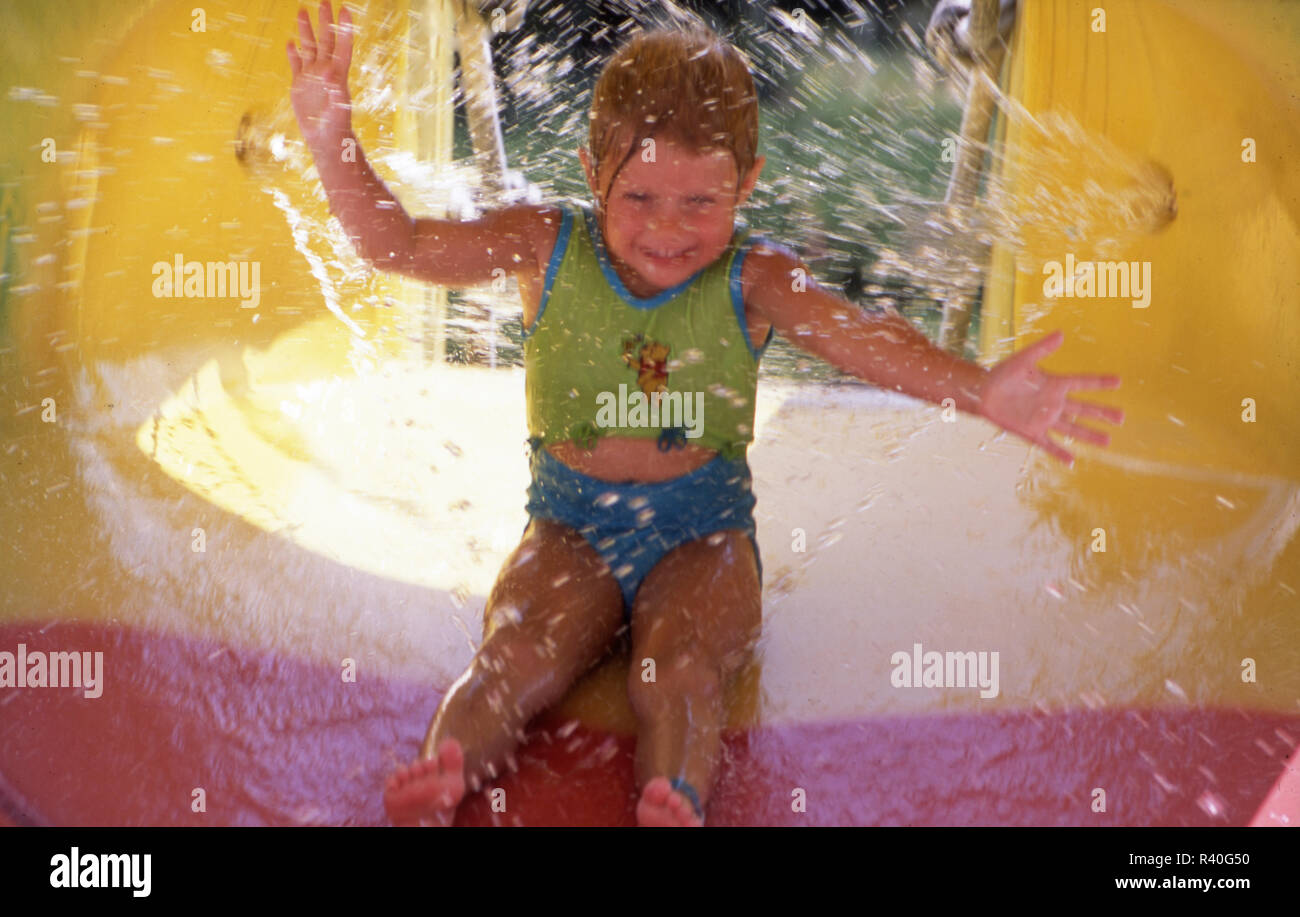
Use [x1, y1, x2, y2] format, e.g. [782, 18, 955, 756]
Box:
[736, 234, 804, 301]
[455, 202, 570, 278]
[509, 202, 580, 275]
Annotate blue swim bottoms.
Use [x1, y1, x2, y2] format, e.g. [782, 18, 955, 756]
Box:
[523, 441, 762, 620]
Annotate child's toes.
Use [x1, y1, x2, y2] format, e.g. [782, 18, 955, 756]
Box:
[436, 738, 464, 773]
[642, 777, 671, 805]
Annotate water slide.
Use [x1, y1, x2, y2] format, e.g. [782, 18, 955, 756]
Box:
[1, 0, 1296, 825]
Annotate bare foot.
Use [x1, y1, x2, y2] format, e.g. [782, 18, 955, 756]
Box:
[637, 777, 704, 827]
[384, 738, 466, 826]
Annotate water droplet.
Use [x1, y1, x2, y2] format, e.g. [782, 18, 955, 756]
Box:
[514, 548, 537, 567]
[494, 604, 523, 626]
[1196, 791, 1227, 819]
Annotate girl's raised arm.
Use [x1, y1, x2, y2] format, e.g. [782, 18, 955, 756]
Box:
[288, 1, 543, 286]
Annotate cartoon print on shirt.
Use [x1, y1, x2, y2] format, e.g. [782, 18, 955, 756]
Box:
[622, 333, 672, 396]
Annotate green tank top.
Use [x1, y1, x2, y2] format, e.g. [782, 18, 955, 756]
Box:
[523, 204, 774, 461]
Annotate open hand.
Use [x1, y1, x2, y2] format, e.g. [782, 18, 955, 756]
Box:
[287, 2, 355, 149]
[977, 330, 1123, 466]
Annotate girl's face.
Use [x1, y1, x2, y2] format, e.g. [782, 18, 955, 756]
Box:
[580, 135, 763, 297]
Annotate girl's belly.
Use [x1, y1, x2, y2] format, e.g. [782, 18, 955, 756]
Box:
[547, 436, 716, 483]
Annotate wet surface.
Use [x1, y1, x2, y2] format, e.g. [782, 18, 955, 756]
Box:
[4, 621, 1294, 826]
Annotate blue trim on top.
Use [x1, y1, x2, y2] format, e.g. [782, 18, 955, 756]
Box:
[730, 234, 775, 361]
[523, 205, 574, 339]
[581, 207, 712, 311]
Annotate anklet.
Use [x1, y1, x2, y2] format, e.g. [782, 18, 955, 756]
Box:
[668, 778, 705, 819]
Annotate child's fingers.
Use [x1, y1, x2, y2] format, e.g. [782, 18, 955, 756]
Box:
[1017, 329, 1065, 364]
[1063, 397, 1124, 425]
[318, 0, 335, 62]
[335, 6, 355, 74]
[1051, 418, 1110, 447]
[287, 42, 302, 76]
[297, 7, 317, 63]
[1035, 433, 1074, 467]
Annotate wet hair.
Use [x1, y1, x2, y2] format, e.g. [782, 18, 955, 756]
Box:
[587, 26, 759, 210]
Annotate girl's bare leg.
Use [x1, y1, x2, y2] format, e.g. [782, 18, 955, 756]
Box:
[384, 518, 625, 825]
[625, 530, 762, 826]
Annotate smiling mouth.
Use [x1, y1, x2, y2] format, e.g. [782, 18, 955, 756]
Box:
[643, 248, 694, 262]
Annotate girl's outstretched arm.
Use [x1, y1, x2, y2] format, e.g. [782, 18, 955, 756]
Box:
[743, 242, 1123, 466]
[288, 1, 544, 286]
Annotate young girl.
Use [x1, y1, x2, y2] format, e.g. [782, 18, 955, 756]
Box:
[287, 1, 1122, 826]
